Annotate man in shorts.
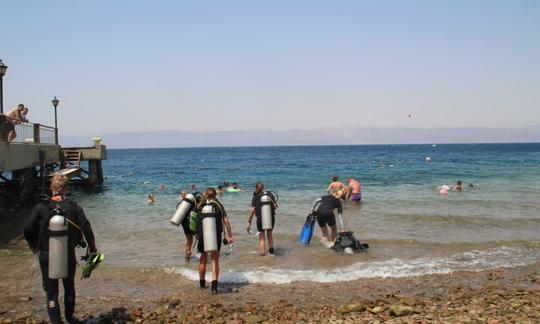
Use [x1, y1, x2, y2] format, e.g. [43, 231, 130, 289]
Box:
[347, 176, 362, 203]
[3, 104, 28, 142]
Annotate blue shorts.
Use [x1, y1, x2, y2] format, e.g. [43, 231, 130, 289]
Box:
[351, 193, 362, 202]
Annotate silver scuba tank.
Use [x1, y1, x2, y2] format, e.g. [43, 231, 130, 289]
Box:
[260, 193, 273, 230]
[312, 198, 322, 212]
[48, 214, 68, 279]
[201, 203, 218, 252]
[170, 193, 196, 226]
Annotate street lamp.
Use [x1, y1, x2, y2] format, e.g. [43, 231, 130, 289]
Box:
[0, 59, 7, 114]
[52, 96, 59, 144]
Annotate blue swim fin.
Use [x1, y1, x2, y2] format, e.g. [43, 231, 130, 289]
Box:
[299, 214, 316, 245]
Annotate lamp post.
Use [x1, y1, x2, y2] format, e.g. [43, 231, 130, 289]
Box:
[52, 96, 59, 144]
[0, 59, 7, 114]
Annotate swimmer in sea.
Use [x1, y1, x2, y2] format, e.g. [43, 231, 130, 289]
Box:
[147, 192, 155, 205]
[454, 180, 463, 192]
[227, 182, 243, 192]
[346, 176, 362, 203]
[326, 176, 348, 199]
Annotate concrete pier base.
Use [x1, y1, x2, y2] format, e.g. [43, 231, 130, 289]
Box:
[88, 160, 104, 186]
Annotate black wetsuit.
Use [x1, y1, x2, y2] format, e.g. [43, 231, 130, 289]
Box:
[24, 196, 97, 324]
[313, 195, 342, 227]
[197, 200, 226, 253]
[251, 191, 277, 231]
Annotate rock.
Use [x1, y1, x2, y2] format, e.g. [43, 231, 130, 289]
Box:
[229, 288, 240, 293]
[369, 306, 383, 314]
[19, 296, 32, 302]
[337, 303, 366, 314]
[401, 296, 416, 306]
[243, 304, 255, 313]
[131, 308, 142, 317]
[155, 305, 169, 315]
[389, 305, 413, 317]
[244, 314, 264, 324]
[488, 320, 499, 324]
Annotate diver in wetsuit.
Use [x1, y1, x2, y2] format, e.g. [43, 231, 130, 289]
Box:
[197, 188, 234, 294]
[312, 190, 343, 247]
[24, 174, 97, 324]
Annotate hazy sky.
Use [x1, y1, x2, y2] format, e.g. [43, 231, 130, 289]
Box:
[2, 1, 539, 136]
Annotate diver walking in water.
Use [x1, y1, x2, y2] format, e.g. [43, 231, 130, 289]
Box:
[312, 190, 344, 248]
[246, 181, 278, 256]
[24, 174, 98, 324]
[197, 188, 234, 294]
[176, 191, 203, 262]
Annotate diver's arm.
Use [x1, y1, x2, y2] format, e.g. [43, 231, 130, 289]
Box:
[246, 208, 255, 231]
[336, 199, 344, 230]
[336, 199, 343, 214]
[76, 205, 97, 252]
[23, 206, 40, 253]
[223, 216, 234, 243]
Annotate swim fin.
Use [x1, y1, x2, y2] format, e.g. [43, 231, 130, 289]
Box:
[81, 252, 105, 279]
[298, 214, 316, 245]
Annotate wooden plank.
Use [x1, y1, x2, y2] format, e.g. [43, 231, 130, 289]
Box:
[54, 168, 82, 178]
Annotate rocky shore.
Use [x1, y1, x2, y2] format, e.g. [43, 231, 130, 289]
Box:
[1, 252, 538, 323]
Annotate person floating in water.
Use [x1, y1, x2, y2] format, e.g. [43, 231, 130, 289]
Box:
[147, 193, 155, 205]
[312, 190, 344, 248]
[246, 181, 278, 256]
[222, 179, 230, 188]
[226, 182, 243, 192]
[346, 176, 362, 203]
[326, 176, 348, 199]
[454, 180, 463, 192]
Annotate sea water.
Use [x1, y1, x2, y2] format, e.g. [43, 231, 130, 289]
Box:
[40, 144, 540, 283]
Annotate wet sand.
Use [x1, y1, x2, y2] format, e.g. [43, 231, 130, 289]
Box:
[1, 238, 539, 323]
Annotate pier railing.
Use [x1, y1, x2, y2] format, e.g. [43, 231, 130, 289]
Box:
[0, 114, 58, 144]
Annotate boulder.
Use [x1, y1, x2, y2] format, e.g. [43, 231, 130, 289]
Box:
[389, 305, 413, 317]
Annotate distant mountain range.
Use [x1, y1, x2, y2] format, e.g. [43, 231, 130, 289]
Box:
[61, 126, 540, 149]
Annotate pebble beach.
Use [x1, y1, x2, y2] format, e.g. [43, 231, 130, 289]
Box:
[1, 239, 538, 323]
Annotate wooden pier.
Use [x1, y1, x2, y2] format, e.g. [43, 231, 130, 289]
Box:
[0, 115, 107, 204]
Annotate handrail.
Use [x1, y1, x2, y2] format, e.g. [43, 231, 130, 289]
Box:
[0, 114, 58, 144]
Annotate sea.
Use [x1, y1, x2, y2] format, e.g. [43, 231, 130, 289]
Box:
[6, 143, 540, 284]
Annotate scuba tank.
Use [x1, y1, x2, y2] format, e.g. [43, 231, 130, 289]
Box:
[48, 208, 68, 279]
[260, 193, 274, 230]
[312, 198, 322, 212]
[170, 193, 196, 226]
[201, 203, 218, 252]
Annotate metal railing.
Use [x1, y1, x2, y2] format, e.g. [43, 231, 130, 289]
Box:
[0, 114, 58, 144]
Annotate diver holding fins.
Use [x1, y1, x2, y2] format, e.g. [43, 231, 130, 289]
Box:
[24, 173, 102, 324]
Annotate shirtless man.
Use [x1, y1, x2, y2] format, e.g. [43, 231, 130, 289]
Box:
[326, 176, 348, 199]
[347, 176, 362, 202]
[3, 104, 29, 142]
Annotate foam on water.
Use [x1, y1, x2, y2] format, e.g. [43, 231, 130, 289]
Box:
[164, 246, 540, 284]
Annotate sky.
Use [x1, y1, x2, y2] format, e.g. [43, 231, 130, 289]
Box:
[1, 1, 539, 137]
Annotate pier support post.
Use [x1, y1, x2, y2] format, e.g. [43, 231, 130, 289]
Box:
[12, 167, 35, 204]
[88, 160, 103, 186]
